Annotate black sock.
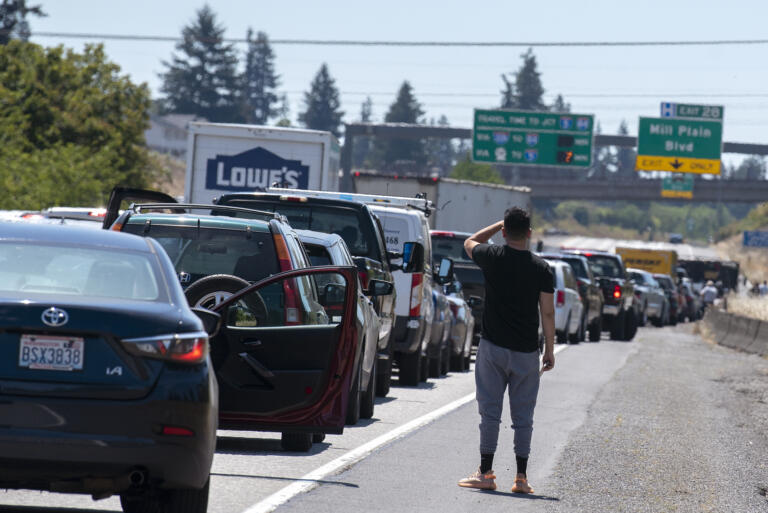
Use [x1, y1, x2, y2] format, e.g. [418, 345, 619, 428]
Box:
[516, 455, 528, 476]
[480, 453, 494, 473]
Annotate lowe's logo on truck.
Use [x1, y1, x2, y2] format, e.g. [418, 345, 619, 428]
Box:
[205, 147, 309, 191]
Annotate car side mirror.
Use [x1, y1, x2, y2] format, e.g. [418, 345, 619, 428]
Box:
[434, 257, 454, 285]
[467, 295, 483, 309]
[366, 279, 394, 297]
[323, 283, 346, 305]
[401, 241, 425, 273]
[191, 307, 222, 337]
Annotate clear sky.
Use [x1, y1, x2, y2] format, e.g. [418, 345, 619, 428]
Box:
[29, 0, 768, 153]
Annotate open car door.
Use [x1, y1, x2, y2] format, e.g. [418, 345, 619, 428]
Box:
[102, 187, 179, 229]
[211, 266, 359, 434]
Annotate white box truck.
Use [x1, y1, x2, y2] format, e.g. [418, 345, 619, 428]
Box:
[184, 122, 340, 204]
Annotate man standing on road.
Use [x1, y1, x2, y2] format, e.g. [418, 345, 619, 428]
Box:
[458, 207, 555, 494]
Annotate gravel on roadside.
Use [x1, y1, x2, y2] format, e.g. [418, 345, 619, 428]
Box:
[546, 324, 768, 513]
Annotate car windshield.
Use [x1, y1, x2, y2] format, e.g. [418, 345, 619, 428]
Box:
[223, 201, 375, 259]
[432, 236, 474, 264]
[123, 223, 278, 284]
[587, 256, 624, 278]
[560, 257, 589, 279]
[0, 242, 161, 301]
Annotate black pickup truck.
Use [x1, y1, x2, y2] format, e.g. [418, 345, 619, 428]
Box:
[564, 250, 638, 341]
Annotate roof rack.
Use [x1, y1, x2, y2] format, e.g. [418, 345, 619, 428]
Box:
[131, 203, 285, 222]
[266, 187, 435, 217]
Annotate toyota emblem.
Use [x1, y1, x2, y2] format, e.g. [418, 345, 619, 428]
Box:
[41, 307, 69, 327]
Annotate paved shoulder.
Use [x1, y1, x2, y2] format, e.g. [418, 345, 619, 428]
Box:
[547, 325, 768, 512]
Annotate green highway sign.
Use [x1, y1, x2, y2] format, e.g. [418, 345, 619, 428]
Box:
[472, 109, 594, 167]
[661, 174, 694, 199]
[635, 117, 723, 174]
[660, 102, 724, 121]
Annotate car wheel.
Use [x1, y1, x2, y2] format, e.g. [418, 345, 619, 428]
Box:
[121, 478, 210, 513]
[428, 351, 442, 378]
[623, 310, 638, 341]
[463, 354, 471, 371]
[440, 345, 450, 375]
[609, 311, 626, 340]
[183, 274, 251, 310]
[450, 353, 464, 372]
[375, 356, 392, 397]
[669, 312, 678, 326]
[360, 356, 376, 420]
[419, 352, 429, 382]
[345, 363, 361, 425]
[398, 351, 421, 386]
[588, 315, 602, 342]
[281, 432, 312, 452]
[312, 433, 326, 443]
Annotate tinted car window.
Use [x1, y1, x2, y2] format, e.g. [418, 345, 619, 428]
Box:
[0, 242, 161, 301]
[561, 257, 589, 279]
[587, 256, 623, 278]
[123, 224, 278, 284]
[432, 237, 474, 264]
[563, 265, 577, 290]
[225, 201, 375, 258]
[629, 271, 646, 284]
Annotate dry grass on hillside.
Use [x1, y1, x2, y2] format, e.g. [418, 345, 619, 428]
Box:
[726, 296, 768, 322]
[148, 152, 186, 199]
[716, 230, 768, 283]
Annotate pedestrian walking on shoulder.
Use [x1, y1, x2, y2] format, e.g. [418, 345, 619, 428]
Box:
[457, 207, 555, 494]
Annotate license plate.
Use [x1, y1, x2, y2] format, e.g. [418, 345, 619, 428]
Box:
[19, 335, 85, 371]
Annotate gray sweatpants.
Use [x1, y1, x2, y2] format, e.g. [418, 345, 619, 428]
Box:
[475, 338, 540, 457]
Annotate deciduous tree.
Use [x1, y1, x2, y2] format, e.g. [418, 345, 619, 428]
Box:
[0, 41, 156, 208]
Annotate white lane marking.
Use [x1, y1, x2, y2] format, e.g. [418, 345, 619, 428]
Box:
[241, 343, 569, 513]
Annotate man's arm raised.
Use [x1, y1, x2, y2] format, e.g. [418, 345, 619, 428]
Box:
[464, 220, 504, 259]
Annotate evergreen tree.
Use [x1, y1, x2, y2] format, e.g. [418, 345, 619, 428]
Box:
[242, 29, 279, 124]
[551, 94, 571, 113]
[159, 5, 241, 122]
[298, 63, 344, 137]
[500, 74, 516, 109]
[274, 93, 291, 127]
[616, 120, 636, 178]
[500, 48, 547, 111]
[0, 0, 44, 44]
[379, 81, 426, 168]
[424, 115, 454, 176]
[352, 96, 374, 168]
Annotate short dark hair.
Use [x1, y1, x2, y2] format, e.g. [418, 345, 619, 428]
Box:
[503, 207, 531, 240]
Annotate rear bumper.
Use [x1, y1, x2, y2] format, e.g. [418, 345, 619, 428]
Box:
[392, 315, 426, 355]
[0, 365, 217, 494]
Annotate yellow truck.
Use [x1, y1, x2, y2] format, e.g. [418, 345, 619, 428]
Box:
[614, 247, 678, 277]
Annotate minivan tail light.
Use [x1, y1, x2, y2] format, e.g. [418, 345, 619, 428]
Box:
[272, 233, 293, 272]
[122, 332, 208, 364]
[556, 290, 565, 307]
[358, 271, 370, 292]
[410, 273, 423, 317]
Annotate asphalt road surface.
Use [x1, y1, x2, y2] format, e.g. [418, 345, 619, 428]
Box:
[2, 325, 767, 513]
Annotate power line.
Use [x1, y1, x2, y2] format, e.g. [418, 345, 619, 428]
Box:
[297, 91, 768, 99]
[29, 32, 768, 47]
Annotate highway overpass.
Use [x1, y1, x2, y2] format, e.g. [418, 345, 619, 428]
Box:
[521, 178, 768, 203]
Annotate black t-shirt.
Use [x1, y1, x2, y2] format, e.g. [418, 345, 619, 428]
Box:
[472, 244, 555, 352]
